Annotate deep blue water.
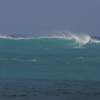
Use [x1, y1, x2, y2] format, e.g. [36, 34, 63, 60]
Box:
[0, 79, 100, 100]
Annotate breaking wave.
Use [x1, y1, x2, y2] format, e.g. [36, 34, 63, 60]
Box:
[0, 32, 100, 48]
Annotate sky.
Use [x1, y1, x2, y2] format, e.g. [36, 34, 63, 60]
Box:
[0, 0, 100, 35]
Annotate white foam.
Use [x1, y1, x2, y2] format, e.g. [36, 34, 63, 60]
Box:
[0, 34, 33, 40]
[68, 33, 91, 46]
[31, 59, 37, 62]
[90, 39, 100, 43]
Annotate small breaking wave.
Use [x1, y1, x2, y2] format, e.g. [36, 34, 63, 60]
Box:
[0, 32, 100, 48]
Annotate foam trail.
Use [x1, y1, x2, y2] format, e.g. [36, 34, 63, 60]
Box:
[91, 39, 100, 43]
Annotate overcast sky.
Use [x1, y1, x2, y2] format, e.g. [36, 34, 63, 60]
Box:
[0, 0, 100, 35]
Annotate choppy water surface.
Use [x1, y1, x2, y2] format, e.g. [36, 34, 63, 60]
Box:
[0, 79, 100, 100]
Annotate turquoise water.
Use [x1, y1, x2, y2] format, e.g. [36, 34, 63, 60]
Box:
[0, 38, 100, 80]
[0, 33, 100, 100]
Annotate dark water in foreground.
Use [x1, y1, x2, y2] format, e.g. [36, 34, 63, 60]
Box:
[0, 79, 100, 100]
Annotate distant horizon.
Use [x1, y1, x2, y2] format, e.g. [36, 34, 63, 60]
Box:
[0, 24, 99, 35]
[0, 29, 99, 38]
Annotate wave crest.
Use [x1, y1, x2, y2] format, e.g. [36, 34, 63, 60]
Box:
[0, 32, 100, 47]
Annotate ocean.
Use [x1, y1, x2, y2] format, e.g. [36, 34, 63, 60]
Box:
[0, 32, 100, 100]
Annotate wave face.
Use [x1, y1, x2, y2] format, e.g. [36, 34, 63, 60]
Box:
[0, 32, 100, 49]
